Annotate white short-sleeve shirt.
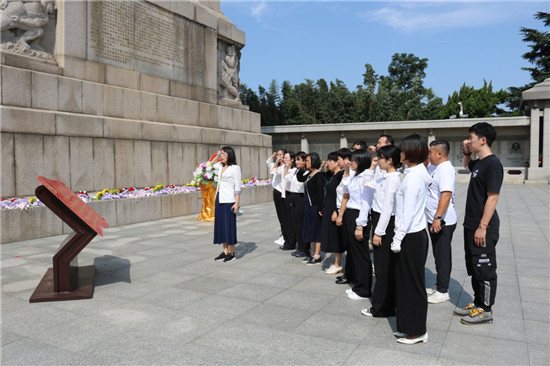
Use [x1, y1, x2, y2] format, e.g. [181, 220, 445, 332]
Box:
[425, 161, 457, 225]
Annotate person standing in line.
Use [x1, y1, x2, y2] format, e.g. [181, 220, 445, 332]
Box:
[279, 151, 297, 251]
[391, 134, 432, 344]
[321, 152, 345, 274]
[365, 135, 395, 250]
[335, 148, 354, 285]
[266, 149, 287, 245]
[213, 147, 242, 263]
[287, 152, 310, 258]
[342, 149, 373, 300]
[455, 122, 503, 325]
[297, 152, 325, 265]
[425, 140, 457, 304]
[361, 145, 401, 318]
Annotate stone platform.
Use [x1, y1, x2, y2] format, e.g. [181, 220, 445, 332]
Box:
[1, 182, 548, 365]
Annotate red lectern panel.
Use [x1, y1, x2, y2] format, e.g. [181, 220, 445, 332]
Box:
[29, 177, 109, 303]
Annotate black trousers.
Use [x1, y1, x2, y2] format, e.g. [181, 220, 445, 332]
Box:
[343, 208, 372, 298]
[370, 211, 396, 317]
[395, 230, 428, 336]
[340, 212, 354, 281]
[428, 223, 456, 293]
[284, 192, 308, 251]
[273, 189, 285, 235]
[464, 227, 498, 311]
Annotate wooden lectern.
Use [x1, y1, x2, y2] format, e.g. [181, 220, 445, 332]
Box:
[29, 176, 108, 303]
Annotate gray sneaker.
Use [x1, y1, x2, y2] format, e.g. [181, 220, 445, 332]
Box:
[453, 303, 476, 316]
[460, 308, 493, 325]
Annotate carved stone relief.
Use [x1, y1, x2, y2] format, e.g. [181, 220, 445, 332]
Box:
[0, 0, 56, 61]
[217, 41, 241, 102]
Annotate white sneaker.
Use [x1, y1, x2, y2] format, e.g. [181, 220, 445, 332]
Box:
[360, 308, 373, 317]
[425, 287, 436, 295]
[428, 290, 450, 304]
[347, 291, 369, 300]
[396, 333, 428, 344]
[345, 288, 354, 295]
[274, 236, 284, 245]
[325, 265, 343, 275]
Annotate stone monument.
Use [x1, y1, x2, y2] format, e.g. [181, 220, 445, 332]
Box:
[1, 0, 271, 242]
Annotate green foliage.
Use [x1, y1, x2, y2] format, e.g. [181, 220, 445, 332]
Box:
[506, 11, 550, 111]
[439, 81, 508, 119]
[242, 50, 519, 125]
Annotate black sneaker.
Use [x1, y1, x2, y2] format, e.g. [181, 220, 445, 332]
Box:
[306, 257, 322, 265]
[224, 254, 236, 262]
[293, 251, 307, 258]
[214, 252, 227, 261]
[302, 255, 312, 262]
[279, 246, 294, 251]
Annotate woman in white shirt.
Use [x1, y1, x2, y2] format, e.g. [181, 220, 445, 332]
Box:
[213, 146, 242, 263]
[266, 149, 287, 245]
[341, 149, 373, 300]
[286, 152, 310, 258]
[280, 151, 300, 251]
[391, 135, 432, 344]
[361, 145, 401, 318]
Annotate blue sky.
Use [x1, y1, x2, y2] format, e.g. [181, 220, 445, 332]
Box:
[221, 1, 548, 104]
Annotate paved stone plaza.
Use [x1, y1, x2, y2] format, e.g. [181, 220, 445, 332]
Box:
[1, 182, 548, 365]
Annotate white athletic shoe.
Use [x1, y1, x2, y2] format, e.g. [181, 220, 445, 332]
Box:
[325, 265, 343, 275]
[274, 236, 284, 245]
[428, 290, 450, 304]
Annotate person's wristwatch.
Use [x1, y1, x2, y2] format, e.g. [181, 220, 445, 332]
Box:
[434, 215, 442, 220]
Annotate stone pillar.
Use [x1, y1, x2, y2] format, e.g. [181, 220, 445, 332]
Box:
[529, 108, 540, 168]
[427, 129, 436, 145]
[301, 134, 309, 153]
[340, 133, 348, 148]
[543, 105, 549, 170]
[55, 0, 87, 68]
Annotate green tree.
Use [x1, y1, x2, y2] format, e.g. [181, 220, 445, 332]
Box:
[506, 11, 550, 112]
[239, 83, 261, 114]
[375, 53, 441, 121]
[279, 80, 299, 124]
[440, 81, 508, 119]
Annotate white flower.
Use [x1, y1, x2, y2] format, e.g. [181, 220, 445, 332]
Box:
[204, 171, 213, 179]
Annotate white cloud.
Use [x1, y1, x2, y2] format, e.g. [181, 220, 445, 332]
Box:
[251, 1, 268, 20]
[358, 3, 515, 32]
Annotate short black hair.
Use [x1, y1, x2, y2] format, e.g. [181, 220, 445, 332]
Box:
[351, 149, 371, 176]
[429, 139, 450, 156]
[327, 151, 338, 162]
[379, 134, 394, 146]
[469, 122, 497, 147]
[352, 141, 367, 150]
[307, 152, 322, 169]
[295, 151, 306, 162]
[221, 146, 237, 166]
[399, 134, 428, 165]
[337, 147, 352, 161]
[377, 145, 402, 169]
